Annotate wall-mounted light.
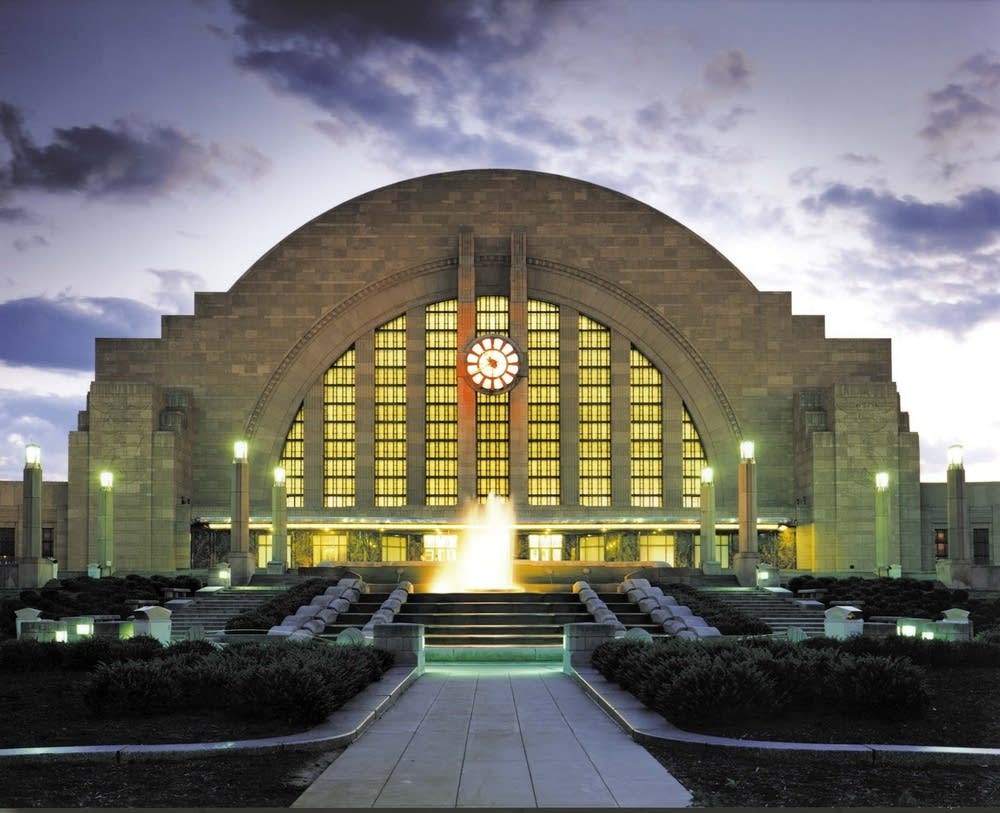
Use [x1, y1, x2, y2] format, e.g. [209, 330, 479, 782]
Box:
[233, 440, 248, 461]
[947, 444, 964, 468]
[273, 466, 286, 485]
[99, 471, 114, 489]
[875, 471, 889, 491]
[701, 466, 714, 484]
[25, 444, 41, 467]
[740, 440, 755, 461]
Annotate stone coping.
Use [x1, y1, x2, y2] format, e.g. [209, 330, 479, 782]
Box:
[0, 665, 420, 765]
[569, 665, 1000, 765]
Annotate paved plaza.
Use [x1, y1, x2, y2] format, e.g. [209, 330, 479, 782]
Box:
[293, 662, 692, 808]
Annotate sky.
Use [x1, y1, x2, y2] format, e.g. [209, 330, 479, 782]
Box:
[0, 0, 998, 484]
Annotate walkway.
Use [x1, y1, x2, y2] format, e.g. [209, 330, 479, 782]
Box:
[292, 662, 692, 808]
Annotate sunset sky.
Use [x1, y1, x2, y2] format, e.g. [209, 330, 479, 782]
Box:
[1, 0, 998, 482]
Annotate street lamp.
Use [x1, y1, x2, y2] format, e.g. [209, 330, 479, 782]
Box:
[98, 470, 114, 577]
[25, 444, 41, 467]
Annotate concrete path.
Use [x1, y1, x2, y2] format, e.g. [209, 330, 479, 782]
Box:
[293, 662, 691, 808]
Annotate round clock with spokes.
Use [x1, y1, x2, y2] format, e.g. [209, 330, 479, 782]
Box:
[463, 335, 525, 393]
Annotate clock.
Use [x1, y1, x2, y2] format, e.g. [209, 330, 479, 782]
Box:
[463, 335, 524, 392]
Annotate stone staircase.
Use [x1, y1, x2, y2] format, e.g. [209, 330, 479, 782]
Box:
[324, 591, 595, 647]
[697, 586, 827, 636]
[596, 592, 665, 636]
[168, 587, 288, 640]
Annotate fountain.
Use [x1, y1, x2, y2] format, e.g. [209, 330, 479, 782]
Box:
[431, 493, 518, 592]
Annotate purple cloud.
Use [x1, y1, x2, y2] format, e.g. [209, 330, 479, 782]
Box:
[802, 185, 1000, 253]
[703, 49, 752, 92]
[0, 295, 162, 370]
[0, 102, 269, 199]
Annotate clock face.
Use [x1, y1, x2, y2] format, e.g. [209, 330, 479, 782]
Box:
[465, 335, 522, 392]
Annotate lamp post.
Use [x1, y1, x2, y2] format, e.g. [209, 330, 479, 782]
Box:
[229, 440, 253, 585]
[734, 440, 761, 587]
[269, 466, 287, 574]
[700, 466, 721, 574]
[874, 471, 889, 576]
[97, 471, 114, 577]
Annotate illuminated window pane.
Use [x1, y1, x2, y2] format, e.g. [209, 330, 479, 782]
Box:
[528, 534, 563, 562]
[425, 300, 458, 505]
[630, 348, 663, 507]
[579, 315, 611, 506]
[422, 534, 458, 562]
[279, 403, 305, 507]
[313, 533, 348, 564]
[579, 534, 606, 562]
[528, 300, 560, 505]
[381, 535, 407, 562]
[682, 404, 708, 508]
[639, 533, 674, 564]
[374, 315, 407, 506]
[324, 348, 356, 507]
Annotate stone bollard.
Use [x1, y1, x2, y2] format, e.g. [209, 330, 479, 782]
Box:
[563, 622, 618, 673]
[373, 623, 425, 673]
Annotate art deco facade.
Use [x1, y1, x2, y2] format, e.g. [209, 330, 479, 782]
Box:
[6, 170, 940, 579]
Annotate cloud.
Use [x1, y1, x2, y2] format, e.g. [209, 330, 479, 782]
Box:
[802, 184, 1000, 254]
[0, 102, 270, 200]
[703, 49, 752, 93]
[146, 269, 206, 314]
[0, 204, 35, 223]
[12, 234, 48, 252]
[919, 51, 999, 177]
[0, 295, 162, 370]
[231, 0, 577, 166]
[839, 153, 880, 166]
[0, 385, 86, 480]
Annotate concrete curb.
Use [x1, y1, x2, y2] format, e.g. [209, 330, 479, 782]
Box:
[569, 665, 1000, 766]
[0, 665, 421, 765]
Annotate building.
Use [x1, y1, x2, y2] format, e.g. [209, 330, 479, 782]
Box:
[1, 170, 996, 587]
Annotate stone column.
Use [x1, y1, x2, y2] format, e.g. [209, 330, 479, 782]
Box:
[229, 440, 253, 585]
[700, 466, 720, 574]
[874, 471, 890, 575]
[269, 466, 287, 574]
[97, 471, 114, 577]
[456, 226, 477, 504]
[946, 446, 969, 562]
[734, 441, 761, 587]
[18, 444, 50, 588]
[937, 445, 971, 588]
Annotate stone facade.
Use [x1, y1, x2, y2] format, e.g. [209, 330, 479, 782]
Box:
[3, 170, 987, 578]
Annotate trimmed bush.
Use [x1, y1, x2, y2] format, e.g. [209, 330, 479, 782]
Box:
[652, 656, 779, 726]
[83, 640, 395, 724]
[591, 638, 649, 682]
[828, 654, 930, 720]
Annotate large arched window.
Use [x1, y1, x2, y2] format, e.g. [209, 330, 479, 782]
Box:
[280, 299, 707, 511]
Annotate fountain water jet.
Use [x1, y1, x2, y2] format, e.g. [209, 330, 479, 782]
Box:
[431, 494, 518, 592]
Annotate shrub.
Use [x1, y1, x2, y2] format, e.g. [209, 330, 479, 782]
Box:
[82, 640, 395, 724]
[161, 639, 218, 659]
[828, 654, 929, 720]
[591, 638, 648, 681]
[0, 639, 62, 671]
[652, 656, 779, 726]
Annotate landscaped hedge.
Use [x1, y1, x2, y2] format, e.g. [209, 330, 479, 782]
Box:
[787, 575, 1000, 632]
[660, 583, 773, 635]
[82, 639, 394, 724]
[224, 578, 341, 631]
[592, 637, 932, 725]
[0, 635, 204, 672]
[0, 574, 205, 639]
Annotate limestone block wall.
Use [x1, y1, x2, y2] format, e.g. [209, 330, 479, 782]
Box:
[71, 170, 910, 572]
